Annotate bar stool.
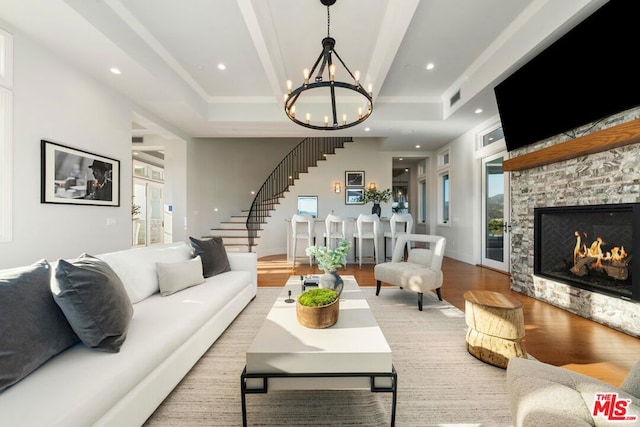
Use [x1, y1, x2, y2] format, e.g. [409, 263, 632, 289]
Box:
[323, 213, 348, 265]
[353, 213, 381, 268]
[291, 213, 314, 267]
[384, 213, 414, 260]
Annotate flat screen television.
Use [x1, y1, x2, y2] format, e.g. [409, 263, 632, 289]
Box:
[494, 0, 640, 152]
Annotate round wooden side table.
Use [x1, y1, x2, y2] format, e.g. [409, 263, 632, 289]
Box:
[463, 290, 527, 368]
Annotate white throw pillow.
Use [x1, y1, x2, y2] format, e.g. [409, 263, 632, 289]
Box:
[97, 242, 193, 303]
[156, 256, 205, 296]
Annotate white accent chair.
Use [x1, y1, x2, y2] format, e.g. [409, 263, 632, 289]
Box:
[353, 213, 381, 268]
[383, 213, 414, 260]
[324, 213, 347, 250]
[374, 233, 446, 311]
[291, 213, 314, 267]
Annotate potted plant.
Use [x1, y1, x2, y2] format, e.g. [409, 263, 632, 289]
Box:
[296, 288, 339, 328]
[305, 240, 351, 296]
[131, 203, 141, 219]
[360, 187, 392, 216]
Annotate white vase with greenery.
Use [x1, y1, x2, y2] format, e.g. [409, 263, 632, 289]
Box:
[305, 240, 351, 296]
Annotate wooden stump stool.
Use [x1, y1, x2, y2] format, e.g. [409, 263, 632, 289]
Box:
[463, 290, 527, 368]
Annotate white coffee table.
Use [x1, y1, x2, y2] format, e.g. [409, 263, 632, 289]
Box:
[241, 275, 396, 426]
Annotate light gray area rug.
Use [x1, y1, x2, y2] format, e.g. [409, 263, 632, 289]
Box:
[144, 287, 513, 426]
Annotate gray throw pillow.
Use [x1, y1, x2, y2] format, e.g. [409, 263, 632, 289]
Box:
[0, 260, 79, 392]
[52, 254, 133, 353]
[189, 236, 231, 278]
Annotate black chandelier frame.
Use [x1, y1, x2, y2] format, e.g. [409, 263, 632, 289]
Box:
[284, 0, 373, 131]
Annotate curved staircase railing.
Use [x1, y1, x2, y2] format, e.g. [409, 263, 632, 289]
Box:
[246, 136, 352, 252]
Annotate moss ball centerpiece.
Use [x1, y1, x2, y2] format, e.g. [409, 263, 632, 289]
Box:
[296, 288, 339, 329]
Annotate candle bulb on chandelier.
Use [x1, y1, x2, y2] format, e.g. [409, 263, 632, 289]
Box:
[306, 113, 311, 124]
[287, 80, 292, 94]
[303, 68, 310, 85]
[367, 83, 373, 96]
[354, 70, 360, 85]
[342, 113, 347, 125]
[291, 105, 296, 118]
[324, 116, 329, 126]
[358, 107, 363, 119]
[329, 64, 335, 82]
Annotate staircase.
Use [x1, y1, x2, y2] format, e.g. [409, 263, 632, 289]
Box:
[205, 136, 353, 253]
[202, 211, 256, 253]
[246, 136, 353, 252]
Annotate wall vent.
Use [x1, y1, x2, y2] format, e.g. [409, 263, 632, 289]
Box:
[450, 90, 461, 107]
[132, 136, 144, 143]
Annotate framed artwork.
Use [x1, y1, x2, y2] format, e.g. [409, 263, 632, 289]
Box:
[345, 170, 364, 187]
[345, 187, 364, 205]
[41, 140, 120, 206]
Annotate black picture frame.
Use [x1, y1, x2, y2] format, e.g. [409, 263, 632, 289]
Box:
[41, 140, 120, 206]
[345, 170, 364, 187]
[345, 188, 364, 205]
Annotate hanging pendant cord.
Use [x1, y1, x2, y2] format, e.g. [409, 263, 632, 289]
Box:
[327, 5, 331, 37]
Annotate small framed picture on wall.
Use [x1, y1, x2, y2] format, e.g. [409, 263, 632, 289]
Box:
[345, 187, 364, 205]
[345, 171, 364, 187]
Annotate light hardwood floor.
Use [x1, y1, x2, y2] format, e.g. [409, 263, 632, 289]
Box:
[257, 254, 640, 387]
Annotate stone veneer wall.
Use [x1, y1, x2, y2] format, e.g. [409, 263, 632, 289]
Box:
[509, 107, 640, 338]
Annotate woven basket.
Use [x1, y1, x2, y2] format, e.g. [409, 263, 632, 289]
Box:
[296, 297, 339, 328]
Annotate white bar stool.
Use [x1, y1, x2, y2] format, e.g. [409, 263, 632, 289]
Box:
[353, 213, 381, 268]
[384, 213, 414, 260]
[291, 213, 314, 267]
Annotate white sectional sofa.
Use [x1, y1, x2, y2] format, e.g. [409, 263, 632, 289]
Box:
[0, 240, 257, 427]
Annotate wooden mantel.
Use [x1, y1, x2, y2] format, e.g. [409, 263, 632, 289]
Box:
[503, 117, 640, 171]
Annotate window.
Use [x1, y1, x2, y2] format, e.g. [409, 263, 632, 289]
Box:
[0, 29, 13, 242]
[482, 126, 504, 147]
[440, 172, 450, 224]
[419, 179, 427, 223]
[476, 123, 506, 157]
[438, 149, 449, 168]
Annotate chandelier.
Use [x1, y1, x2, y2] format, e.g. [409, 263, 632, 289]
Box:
[284, 0, 373, 130]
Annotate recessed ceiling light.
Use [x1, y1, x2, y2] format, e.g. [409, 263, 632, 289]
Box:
[415, 145, 421, 149]
[426, 63, 434, 70]
[217, 64, 226, 70]
[110, 67, 121, 75]
[475, 108, 483, 114]
[364, 127, 370, 132]
[399, 158, 403, 161]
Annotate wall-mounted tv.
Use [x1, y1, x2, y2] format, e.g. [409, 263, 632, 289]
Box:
[495, 0, 640, 152]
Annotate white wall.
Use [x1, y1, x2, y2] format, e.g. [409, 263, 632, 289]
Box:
[0, 25, 135, 269]
[186, 137, 301, 238]
[0, 22, 193, 269]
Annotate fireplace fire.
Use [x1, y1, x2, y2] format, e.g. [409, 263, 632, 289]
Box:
[571, 231, 630, 280]
[534, 203, 640, 302]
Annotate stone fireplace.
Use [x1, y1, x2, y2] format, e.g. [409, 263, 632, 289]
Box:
[508, 108, 640, 338]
